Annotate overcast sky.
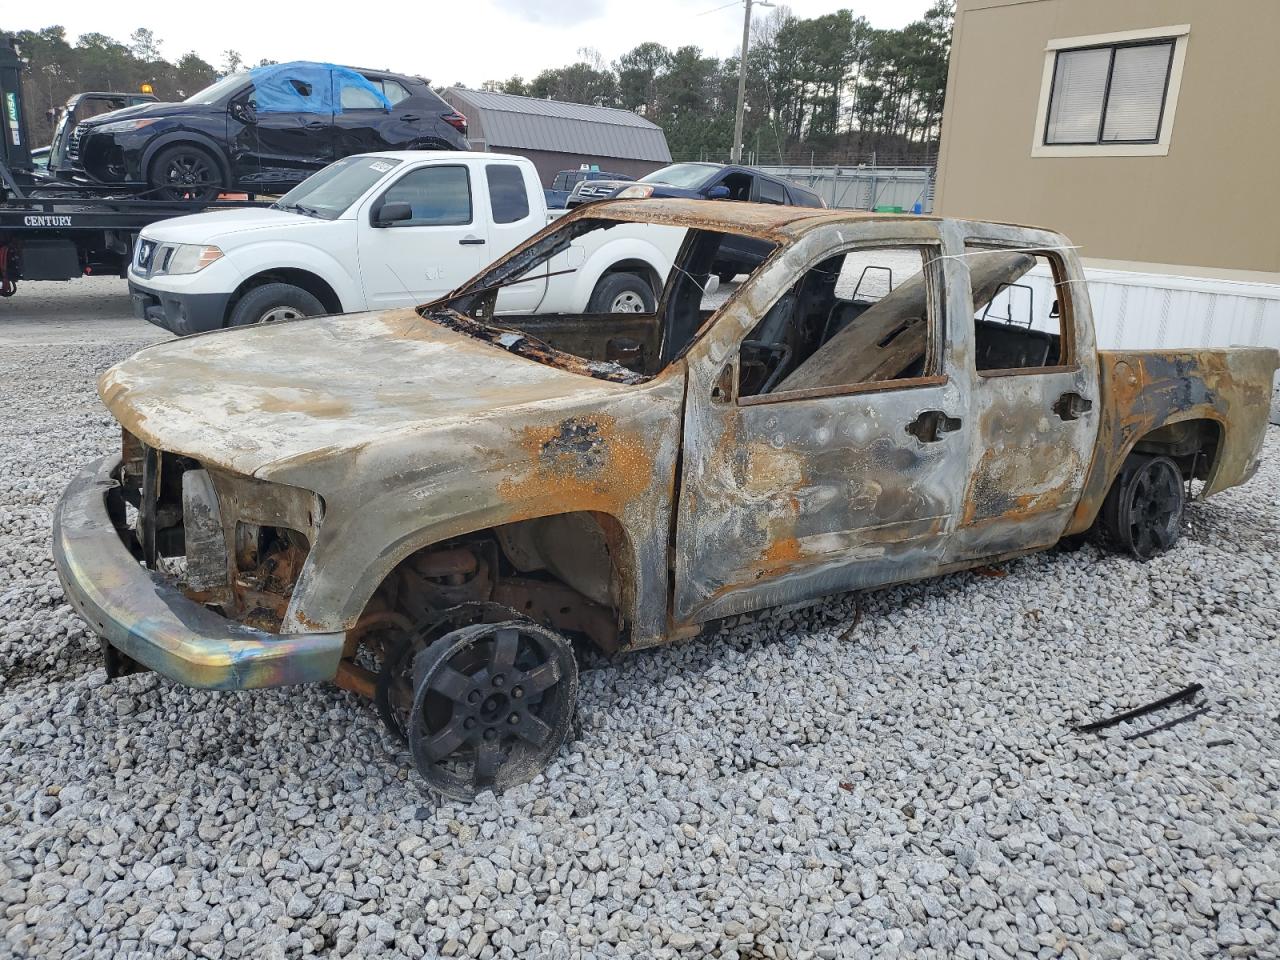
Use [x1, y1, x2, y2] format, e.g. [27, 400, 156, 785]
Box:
[10, 0, 936, 89]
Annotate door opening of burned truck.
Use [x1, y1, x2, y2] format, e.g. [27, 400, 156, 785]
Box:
[53, 199, 1278, 800]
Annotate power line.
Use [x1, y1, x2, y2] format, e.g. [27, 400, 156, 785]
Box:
[697, 0, 741, 15]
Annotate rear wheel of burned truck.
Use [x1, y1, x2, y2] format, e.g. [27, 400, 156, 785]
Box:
[1095, 454, 1185, 560]
[227, 282, 325, 327]
[405, 620, 578, 801]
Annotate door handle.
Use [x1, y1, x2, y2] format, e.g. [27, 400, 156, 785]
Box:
[906, 410, 962, 443]
[459, 237, 486, 246]
[398, 114, 421, 122]
[1053, 392, 1093, 421]
[302, 120, 327, 130]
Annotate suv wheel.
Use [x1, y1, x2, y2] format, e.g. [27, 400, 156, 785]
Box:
[588, 272, 655, 314]
[148, 144, 223, 201]
[228, 283, 324, 327]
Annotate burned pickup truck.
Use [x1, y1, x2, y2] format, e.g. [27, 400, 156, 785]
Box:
[54, 200, 1277, 799]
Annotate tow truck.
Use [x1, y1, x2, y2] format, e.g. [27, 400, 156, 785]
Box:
[0, 35, 265, 298]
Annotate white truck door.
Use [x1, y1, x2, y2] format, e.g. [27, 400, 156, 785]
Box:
[356, 162, 488, 309]
[483, 160, 549, 314]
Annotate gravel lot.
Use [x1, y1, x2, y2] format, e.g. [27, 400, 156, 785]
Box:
[2, 280, 1279, 960]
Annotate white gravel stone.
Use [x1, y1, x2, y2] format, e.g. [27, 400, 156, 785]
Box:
[2, 281, 1279, 959]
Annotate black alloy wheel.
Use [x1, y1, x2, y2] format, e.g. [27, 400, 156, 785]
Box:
[375, 601, 522, 744]
[150, 145, 221, 201]
[1098, 455, 1185, 560]
[407, 620, 577, 800]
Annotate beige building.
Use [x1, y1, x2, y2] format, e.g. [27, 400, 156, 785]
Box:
[934, 0, 1280, 282]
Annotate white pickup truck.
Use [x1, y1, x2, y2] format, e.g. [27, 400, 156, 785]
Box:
[127, 152, 684, 334]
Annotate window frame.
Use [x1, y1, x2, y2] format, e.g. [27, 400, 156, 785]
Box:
[338, 83, 386, 112]
[715, 171, 754, 202]
[375, 164, 473, 228]
[757, 178, 788, 206]
[484, 162, 531, 225]
[377, 78, 411, 105]
[962, 241, 1079, 379]
[733, 239, 949, 408]
[1043, 39, 1174, 147]
[1030, 24, 1189, 159]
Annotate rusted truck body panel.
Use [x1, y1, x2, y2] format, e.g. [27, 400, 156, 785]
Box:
[1066, 348, 1275, 534]
[53, 199, 1278, 692]
[671, 217, 1107, 624]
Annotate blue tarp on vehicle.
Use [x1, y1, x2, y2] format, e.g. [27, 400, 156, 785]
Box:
[249, 61, 391, 115]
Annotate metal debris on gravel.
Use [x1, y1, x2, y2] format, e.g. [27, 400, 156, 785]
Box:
[2, 280, 1279, 959]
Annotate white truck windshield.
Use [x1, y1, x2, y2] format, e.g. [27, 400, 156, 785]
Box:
[272, 156, 403, 220]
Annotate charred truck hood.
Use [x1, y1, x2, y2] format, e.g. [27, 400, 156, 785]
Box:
[100, 309, 634, 489]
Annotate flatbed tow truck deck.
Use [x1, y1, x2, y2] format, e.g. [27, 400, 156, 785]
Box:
[0, 34, 266, 298]
[0, 164, 266, 296]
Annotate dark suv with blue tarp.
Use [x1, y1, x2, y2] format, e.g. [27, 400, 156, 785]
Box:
[49, 61, 469, 199]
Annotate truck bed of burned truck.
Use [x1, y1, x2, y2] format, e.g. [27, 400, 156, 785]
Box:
[52, 199, 1278, 799]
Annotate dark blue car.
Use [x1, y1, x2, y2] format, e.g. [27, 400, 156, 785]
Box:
[597, 162, 826, 282]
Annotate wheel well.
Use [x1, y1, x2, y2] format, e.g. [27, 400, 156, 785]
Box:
[1132, 418, 1223, 482]
[355, 511, 634, 657]
[228, 269, 344, 322]
[596, 259, 662, 299]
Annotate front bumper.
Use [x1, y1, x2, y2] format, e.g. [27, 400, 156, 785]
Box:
[52, 455, 345, 690]
[129, 278, 231, 336]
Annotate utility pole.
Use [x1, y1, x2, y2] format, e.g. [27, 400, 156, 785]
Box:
[730, 0, 774, 164]
[732, 0, 747, 163]
[737, 0, 773, 163]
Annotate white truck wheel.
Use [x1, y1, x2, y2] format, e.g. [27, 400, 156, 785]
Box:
[228, 283, 325, 327]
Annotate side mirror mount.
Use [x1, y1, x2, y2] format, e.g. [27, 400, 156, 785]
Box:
[231, 100, 256, 124]
[707, 185, 732, 200]
[373, 202, 413, 227]
[710, 360, 735, 404]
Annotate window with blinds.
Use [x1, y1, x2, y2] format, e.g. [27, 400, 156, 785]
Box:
[1044, 39, 1175, 145]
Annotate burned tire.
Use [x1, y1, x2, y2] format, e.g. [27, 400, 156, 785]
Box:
[407, 620, 577, 800]
[588, 272, 655, 314]
[375, 601, 524, 744]
[147, 144, 224, 201]
[1095, 454, 1185, 560]
[227, 283, 324, 328]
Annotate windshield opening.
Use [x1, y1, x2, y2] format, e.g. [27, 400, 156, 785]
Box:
[273, 155, 402, 220]
[184, 72, 249, 104]
[639, 163, 719, 189]
[419, 216, 778, 384]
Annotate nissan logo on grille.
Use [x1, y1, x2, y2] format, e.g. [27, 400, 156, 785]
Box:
[135, 239, 156, 270]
